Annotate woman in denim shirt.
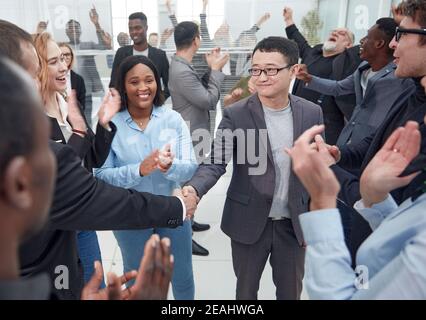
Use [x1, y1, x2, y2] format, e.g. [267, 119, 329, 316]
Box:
[94, 55, 198, 300]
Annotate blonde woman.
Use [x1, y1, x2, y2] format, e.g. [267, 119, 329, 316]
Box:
[34, 32, 120, 286]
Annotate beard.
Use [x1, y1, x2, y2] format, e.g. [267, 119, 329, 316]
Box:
[323, 41, 337, 53]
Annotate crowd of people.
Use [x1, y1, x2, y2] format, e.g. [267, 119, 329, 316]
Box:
[0, 0, 426, 300]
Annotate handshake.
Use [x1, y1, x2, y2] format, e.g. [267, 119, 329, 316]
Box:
[173, 186, 200, 220]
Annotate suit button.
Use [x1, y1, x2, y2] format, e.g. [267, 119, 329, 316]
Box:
[267, 199, 273, 205]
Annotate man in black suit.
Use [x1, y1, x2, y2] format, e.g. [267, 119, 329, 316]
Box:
[184, 37, 324, 300]
[109, 12, 170, 99]
[316, 0, 426, 260]
[283, 6, 362, 145]
[0, 20, 198, 300]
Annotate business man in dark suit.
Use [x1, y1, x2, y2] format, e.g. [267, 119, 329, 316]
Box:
[184, 37, 323, 300]
[296, 18, 414, 149]
[19, 141, 197, 300]
[109, 12, 170, 99]
[0, 20, 198, 300]
[70, 70, 86, 111]
[284, 7, 362, 145]
[317, 0, 426, 260]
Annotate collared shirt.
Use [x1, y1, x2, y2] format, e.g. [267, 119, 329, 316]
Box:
[299, 193, 426, 299]
[94, 106, 198, 198]
[46, 93, 73, 143]
[0, 274, 51, 300]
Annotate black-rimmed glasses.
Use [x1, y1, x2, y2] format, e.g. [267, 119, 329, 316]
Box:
[395, 26, 426, 42]
[248, 65, 293, 77]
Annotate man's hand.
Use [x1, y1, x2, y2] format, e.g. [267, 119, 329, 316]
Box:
[97, 88, 121, 129]
[256, 13, 271, 27]
[206, 48, 230, 71]
[283, 7, 295, 27]
[160, 27, 174, 45]
[140, 150, 160, 176]
[286, 125, 340, 211]
[181, 186, 200, 219]
[391, 3, 404, 25]
[89, 6, 100, 27]
[295, 64, 313, 83]
[202, 0, 209, 14]
[165, 0, 173, 15]
[126, 235, 173, 300]
[81, 261, 138, 300]
[248, 76, 256, 94]
[314, 135, 339, 167]
[36, 21, 48, 34]
[360, 121, 421, 207]
[68, 90, 88, 135]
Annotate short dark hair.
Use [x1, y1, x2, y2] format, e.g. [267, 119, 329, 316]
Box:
[252, 36, 299, 66]
[0, 57, 38, 179]
[401, 0, 426, 45]
[129, 12, 148, 24]
[66, 19, 81, 28]
[0, 20, 33, 67]
[376, 18, 398, 42]
[376, 18, 398, 56]
[174, 21, 200, 50]
[115, 55, 165, 111]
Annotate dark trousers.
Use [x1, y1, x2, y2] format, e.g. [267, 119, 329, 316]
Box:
[231, 218, 305, 300]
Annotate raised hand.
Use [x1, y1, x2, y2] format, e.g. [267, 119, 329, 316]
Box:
[283, 7, 294, 26]
[206, 48, 230, 71]
[202, 0, 209, 13]
[360, 121, 421, 207]
[126, 235, 174, 300]
[256, 13, 271, 27]
[140, 150, 160, 176]
[248, 76, 256, 94]
[89, 6, 100, 26]
[67, 90, 88, 135]
[36, 21, 48, 34]
[81, 261, 138, 300]
[295, 64, 313, 83]
[286, 125, 340, 211]
[97, 88, 121, 129]
[165, 0, 173, 15]
[391, 3, 404, 25]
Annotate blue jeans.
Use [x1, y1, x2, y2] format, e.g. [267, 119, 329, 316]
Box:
[113, 220, 194, 300]
[77, 231, 105, 288]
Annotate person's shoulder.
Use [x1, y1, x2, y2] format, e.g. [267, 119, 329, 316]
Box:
[149, 45, 167, 55]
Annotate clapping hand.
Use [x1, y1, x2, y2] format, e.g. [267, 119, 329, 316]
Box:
[360, 121, 421, 207]
[81, 234, 173, 300]
[97, 88, 121, 129]
[158, 144, 175, 172]
[286, 125, 340, 211]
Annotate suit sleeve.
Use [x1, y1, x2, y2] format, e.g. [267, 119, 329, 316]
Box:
[109, 48, 125, 88]
[305, 73, 356, 97]
[161, 51, 170, 99]
[48, 142, 184, 231]
[77, 76, 86, 112]
[187, 107, 235, 197]
[285, 24, 313, 60]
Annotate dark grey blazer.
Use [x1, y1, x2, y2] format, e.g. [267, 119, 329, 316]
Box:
[306, 61, 415, 147]
[188, 94, 323, 246]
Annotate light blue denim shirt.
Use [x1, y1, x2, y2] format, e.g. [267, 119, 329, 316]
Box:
[94, 106, 198, 196]
[299, 193, 426, 300]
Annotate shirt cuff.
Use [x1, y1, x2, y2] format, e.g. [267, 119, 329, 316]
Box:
[176, 196, 187, 221]
[354, 195, 398, 228]
[299, 209, 345, 245]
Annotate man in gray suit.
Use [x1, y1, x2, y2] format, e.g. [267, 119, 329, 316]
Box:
[296, 18, 414, 149]
[169, 21, 229, 149]
[183, 37, 323, 300]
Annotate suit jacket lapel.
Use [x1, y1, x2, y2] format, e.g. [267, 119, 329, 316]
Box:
[289, 95, 304, 140]
[247, 94, 274, 165]
[363, 62, 395, 100]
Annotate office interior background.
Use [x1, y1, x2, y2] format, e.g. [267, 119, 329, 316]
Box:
[0, 0, 402, 299]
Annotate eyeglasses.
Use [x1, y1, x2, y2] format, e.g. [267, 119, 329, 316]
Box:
[395, 26, 426, 42]
[248, 65, 293, 77]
